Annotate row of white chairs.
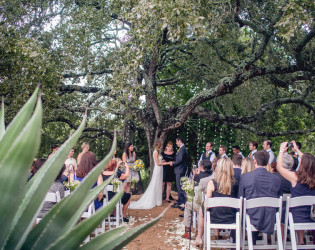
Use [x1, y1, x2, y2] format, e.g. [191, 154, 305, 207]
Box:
[203, 195, 315, 250]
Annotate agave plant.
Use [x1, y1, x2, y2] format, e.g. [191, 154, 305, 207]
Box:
[0, 88, 162, 250]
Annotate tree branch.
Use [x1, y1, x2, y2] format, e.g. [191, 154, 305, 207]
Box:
[62, 69, 112, 79]
[59, 85, 102, 94]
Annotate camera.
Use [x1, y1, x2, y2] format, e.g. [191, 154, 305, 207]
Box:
[287, 142, 293, 148]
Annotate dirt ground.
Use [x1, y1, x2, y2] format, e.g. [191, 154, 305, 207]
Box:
[123, 192, 200, 250]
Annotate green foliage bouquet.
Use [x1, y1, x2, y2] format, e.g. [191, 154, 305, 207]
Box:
[130, 177, 139, 189]
[180, 177, 196, 202]
[63, 180, 80, 192]
[111, 178, 122, 192]
[131, 159, 144, 172]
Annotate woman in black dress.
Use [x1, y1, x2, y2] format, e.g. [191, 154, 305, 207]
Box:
[161, 142, 176, 202]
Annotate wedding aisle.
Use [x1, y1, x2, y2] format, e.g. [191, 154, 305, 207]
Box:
[124, 192, 200, 250]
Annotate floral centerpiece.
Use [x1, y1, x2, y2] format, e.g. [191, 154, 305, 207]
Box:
[180, 176, 196, 202]
[130, 177, 139, 189]
[111, 178, 122, 192]
[131, 159, 144, 172]
[63, 180, 80, 192]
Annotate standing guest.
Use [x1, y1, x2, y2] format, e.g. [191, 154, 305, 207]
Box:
[97, 159, 131, 222]
[76, 150, 98, 182]
[277, 141, 315, 245]
[64, 149, 77, 181]
[170, 137, 188, 211]
[192, 158, 239, 247]
[37, 164, 65, 218]
[248, 141, 258, 159]
[241, 157, 255, 174]
[28, 158, 46, 181]
[193, 160, 212, 184]
[232, 145, 244, 159]
[48, 144, 59, 158]
[122, 142, 137, 194]
[219, 145, 228, 158]
[161, 142, 176, 203]
[77, 142, 89, 166]
[239, 150, 281, 245]
[263, 140, 275, 165]
[232, 154, 242, 184]
[198, 142, 216, 167]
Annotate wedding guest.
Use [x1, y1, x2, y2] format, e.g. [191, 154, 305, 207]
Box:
[76, 150, 98, 182]
[277, 141, 315, 245]
[192, 158, 238, 247]
[263, 140, 275, 165]
[64, 148, 77, 181]
[77, 142, 89, 166]
[248, 141, 258, 159]
[122, 142, 138, 193]
[232, 154, 243, 183]
[198, 142, 216, 167]
[193, 160, 212, 184]
[37, 164, 65, 218]
[241, 157, 255, 174]
[48, 144, 59, 158]
[291, 141, 302, 170]
[28, 158, 46, 181]
[58, 164, 69, 184]
[161, 142, 176, 203]
[232, 145, 244, 159]
[97, 159, 131, 222]
[219, 146, 228, 158]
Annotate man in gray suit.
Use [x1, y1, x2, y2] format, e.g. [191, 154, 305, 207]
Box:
[170, 136, 188, 210]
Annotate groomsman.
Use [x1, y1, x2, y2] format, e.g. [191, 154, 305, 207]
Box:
[170, 137, 188, 211]
[248, 141, 258, 159]
[219, 145, 228, 158]
[232, 145, 245, 159]
[291, 141, 302, 170]
[262, 140, 275, 165]
[197, 142, 215, 167]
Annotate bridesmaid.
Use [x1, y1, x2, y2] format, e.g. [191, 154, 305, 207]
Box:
[122, 142, 138, 193]
[161, 142, 176, 202]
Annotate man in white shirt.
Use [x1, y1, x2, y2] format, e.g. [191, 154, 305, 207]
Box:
[219, 145, 228, 158]
[198, 142, 215, 166]
[262, 140, 275, 165]
[248, 141, 258, 159]
[232, 145, 244, 159]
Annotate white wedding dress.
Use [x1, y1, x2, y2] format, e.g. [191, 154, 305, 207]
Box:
[129, 150, 163, 209]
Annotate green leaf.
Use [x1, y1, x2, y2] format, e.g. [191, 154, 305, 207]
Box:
[48, 191, 124, 250]
[24, 132, 117, 250]
[79, 227, 126, 250]
[0, 87, 39, 162]
[0, 98, 5, 140]
[0, 98, 42, 248]
[5, 111, 87, 250]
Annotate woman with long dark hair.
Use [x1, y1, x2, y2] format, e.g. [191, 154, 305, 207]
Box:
[122, 142, 137, 193]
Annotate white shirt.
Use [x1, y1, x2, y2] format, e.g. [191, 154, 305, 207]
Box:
[267, 149, 275, 165]
[248, 149, 257, 159]
[220, 153, 228, 158]
[238, 152, 245, 159]
[198, 150, 216, 166]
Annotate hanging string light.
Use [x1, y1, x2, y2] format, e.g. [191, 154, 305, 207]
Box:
[241, 130, 244, 151]
[186, 120, 189, 150]
[219, 125, 223, 146]
[229, 128, 233, 155]
[214, 124, 217, 147]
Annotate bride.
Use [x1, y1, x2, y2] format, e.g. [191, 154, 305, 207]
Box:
[129, 140, 169, 209]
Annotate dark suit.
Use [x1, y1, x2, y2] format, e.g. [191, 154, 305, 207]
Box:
[173, 145, 188, 205]
[238, 167, 281, 236]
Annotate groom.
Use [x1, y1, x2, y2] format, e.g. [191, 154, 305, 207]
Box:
[170, 136, 188, 211]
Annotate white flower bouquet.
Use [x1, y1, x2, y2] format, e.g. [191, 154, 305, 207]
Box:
[111, 178, 122, 192]
[180, 177, 196, 202]
[131, 159, 144, 172]
[130, 177, 139, 189]
[63, 180, 80, 192]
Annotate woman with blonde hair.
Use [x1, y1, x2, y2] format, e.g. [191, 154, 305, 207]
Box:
[129, 140, 169, 209]
[241, 157, 255, 174]
[192, 158, 239, 247]
[77, 142, 89, 166]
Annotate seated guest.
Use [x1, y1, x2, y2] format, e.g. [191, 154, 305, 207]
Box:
[193, 160, 212, 184]
[192, 157, 239, 247]
[239, 150, 281, 245]
[232, 154, 243, 183]
[48, 144, 59, 158]
[77, 142, 90, 166]
[97, 159, 131, 222]
[75, 150, 98, 182]
[219, 146, 228, 158]
[37, 164, 65, 218]
[58, 164, 69, 184]
[277, 141, 315, 245]
[28, 158, 46, 181]
[181, 157, 220, 239]
[241, 157, 255, 174]
[64, 148, 77, 181]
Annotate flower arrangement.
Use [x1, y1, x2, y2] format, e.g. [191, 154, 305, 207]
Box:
[131, 159, 144, 172]
[111, 178, 122, 192]
[180, 177, 196, 202]
[63, 180, 80, 192]
[130, 177, 139, 189]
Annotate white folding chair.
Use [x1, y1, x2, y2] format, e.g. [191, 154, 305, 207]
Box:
[192, 186, 199, 229]
[243, 197, 283, 250]
[283, 196, 315, 250]
[203, 197, 243, 250]
[36, 191, 61, 224]
[80, 202, 95, 242]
